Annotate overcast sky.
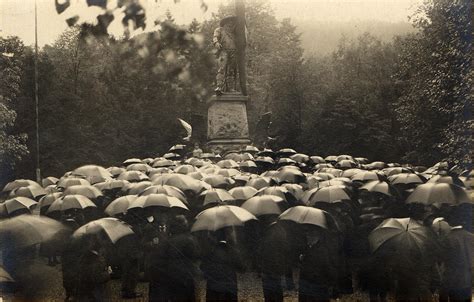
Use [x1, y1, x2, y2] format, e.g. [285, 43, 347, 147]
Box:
[1, 0, 422, 47]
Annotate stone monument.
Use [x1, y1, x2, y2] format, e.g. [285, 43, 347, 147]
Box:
[207, 0, 251, 154]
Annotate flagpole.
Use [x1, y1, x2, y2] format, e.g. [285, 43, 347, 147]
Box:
[34, 0, 41, 183]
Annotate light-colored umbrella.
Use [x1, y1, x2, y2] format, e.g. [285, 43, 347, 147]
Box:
[8, 185, 47, 199]
[72, 165, 113, 184]
[129, 194, 188, 210]
[117, 171, 149, 182]
[198, 188, 235, 206]
[0, 215, 67, 249]
[406, 183, 471, 207]
[229, 186, 258, 201]
[2, 179, 40, 193]
[241, 195, 286, 216]
[73, 217, 134, 243]
[104, 195, 138, 216]
[57, 177, 91, 188]
[47, 195, 97, 213]
[191, 205, 256, 232]
[278, 206, 328, 229]
[0, 197, 37, 216]
[63, 185, 103, 199]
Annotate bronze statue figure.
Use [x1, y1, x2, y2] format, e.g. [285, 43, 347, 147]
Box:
[213, 16, 238, 95]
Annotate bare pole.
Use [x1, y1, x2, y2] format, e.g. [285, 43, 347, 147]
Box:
[34, 0, 41, 183]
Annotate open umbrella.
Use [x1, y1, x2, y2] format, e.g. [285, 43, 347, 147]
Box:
[149, 168, 173, 177]
[140, 185, 186, 201]
[0, 197, 37, 216]
[129, 194, 188, 211]
[352, 171, 385, 182]
[38, 192, 63, 210]
[191, 205, 256, 232]
[228, 186, 258, 201]
[152, 174, 210, 194]
[123, 158, 142, 165]
[382, 167, 414, 176]
[72, 165, 113, 184]
[93, 179, 130, 192]
[367, 161, 387, 170]
[310, 156, 326, 164]
[175, 165, 198, 174]
[281, 183, 305, 200]
[163, 153, 181, 160]
[104, 195, 138, 216]
[278, 206, 328, 229]
[276, 167, 306, 184]
[368, 218, 435, 255]
[202, 175, 235, 189]
[2, 179, 40, 193]
[246, 177, 277, 190]
[276, 148, 297, 157]
[42, 176, 59, 188]
[57, 177, 91, 188]
[277, 158, 297, 167]
[341, 168, 364, 178]
[107, 166, 126, 177]
[406, 183, 471, 207]
[244, 145, 259, 153]
[319, 168, 343, 177]
[336, 160, 358, 169]
[216, 159, 239, 169]
[73, 217, 134, 244]
[47, 195, 97, 213]
[306, 186, 351, 206]
[63, 185, 103, 199]
[9, 185, 47, 200]
[169, 144, 186, 152]
[118, 171, 149, 182]
[290, 153, 310, 164]
[217, 168, 241, 178]
[360, 181, 398, 197]
[126, 163, 152, 174]
[198, 188, 235, 206]
[257, 186, 298, 205]
[388, 173, 426, 186]
[123, 181, 152, 195]
[313, 172, 335, 181]
[241, 195, 287, 216]
[0, 215, 68, 250]
[426, 175, 465, 187]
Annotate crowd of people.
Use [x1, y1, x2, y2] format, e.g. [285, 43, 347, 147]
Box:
[0, 144, 472, 302]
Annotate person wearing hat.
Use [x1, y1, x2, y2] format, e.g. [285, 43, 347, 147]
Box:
[213, 16, 238, 95]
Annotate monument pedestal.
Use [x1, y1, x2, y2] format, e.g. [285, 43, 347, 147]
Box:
[207, 93, 250, 154]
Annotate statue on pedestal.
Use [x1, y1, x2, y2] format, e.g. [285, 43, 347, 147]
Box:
[207, 0, 250, 154]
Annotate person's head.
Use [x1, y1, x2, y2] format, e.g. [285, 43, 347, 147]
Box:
[194, 143, 200, 149]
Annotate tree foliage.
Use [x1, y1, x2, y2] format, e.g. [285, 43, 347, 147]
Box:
[0, 37, 28, 183]
[394, 0, 472, 166]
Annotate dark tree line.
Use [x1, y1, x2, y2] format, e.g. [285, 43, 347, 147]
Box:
[0, 0, 471, 185]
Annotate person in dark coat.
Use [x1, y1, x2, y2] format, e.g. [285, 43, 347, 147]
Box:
[259, 221, 298, 302]
[298, 229, 338, 302]
[201, 239, 244, 302]
[76, 236, 111, 302]
[118, 235, 143, 299]
[439, 216, 473, 302]
[148, 215, 199, 302]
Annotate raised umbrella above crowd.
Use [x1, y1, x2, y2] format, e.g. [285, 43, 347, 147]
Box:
[0, 145, 472, 301]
